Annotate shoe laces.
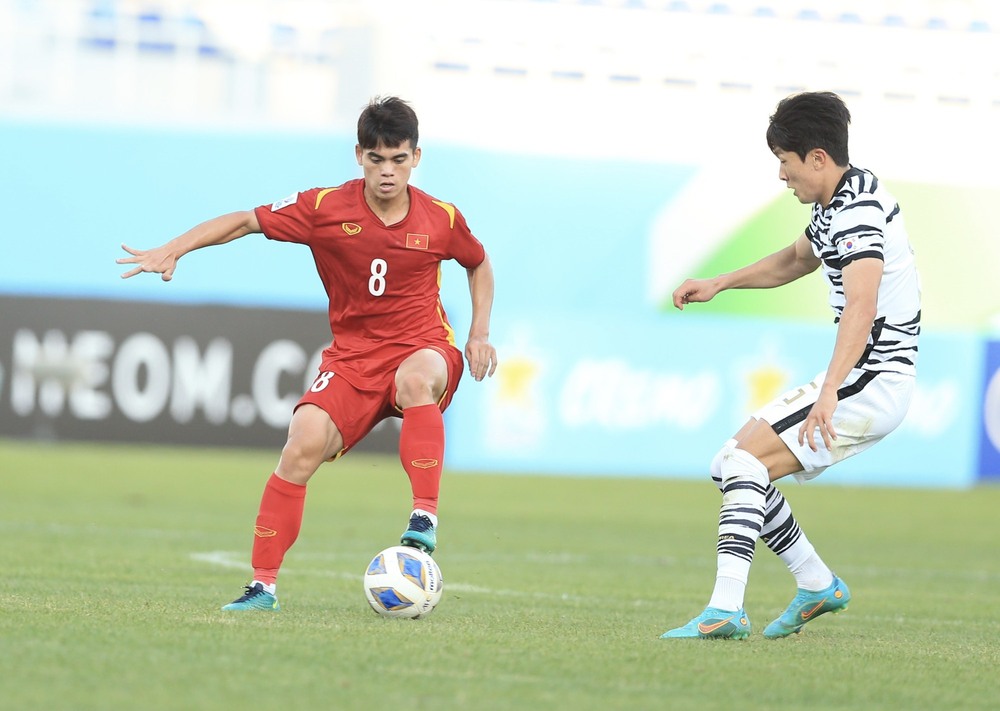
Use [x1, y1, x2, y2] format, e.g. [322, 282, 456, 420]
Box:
[407, 514, 434, 533]
[234, 583, 265, 602]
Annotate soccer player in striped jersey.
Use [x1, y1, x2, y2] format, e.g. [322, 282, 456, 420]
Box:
[662, 91, 920, 639]
[118, 96, 498, 611]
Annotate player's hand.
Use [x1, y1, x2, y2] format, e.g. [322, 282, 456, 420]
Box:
[798, 390, 839, 452]
[117, 243, 179, 281]
[671, 278, 721, 310]
[465, 335, 497, 382]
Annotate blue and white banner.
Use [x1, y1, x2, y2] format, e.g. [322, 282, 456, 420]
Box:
[445, 313, 982, 488]
[977, 340, 1000, 481]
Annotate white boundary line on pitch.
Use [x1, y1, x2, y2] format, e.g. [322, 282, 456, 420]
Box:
[191, 550, 589, 602]
[192, 549, 1000, 626]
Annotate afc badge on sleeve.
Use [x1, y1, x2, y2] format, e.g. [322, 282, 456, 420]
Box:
[271, 192, 299, 211]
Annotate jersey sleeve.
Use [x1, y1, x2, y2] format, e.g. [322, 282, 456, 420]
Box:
[254, 189, 321, 245]
[829, 195, 887, 265]
[444, 205, 486, 269]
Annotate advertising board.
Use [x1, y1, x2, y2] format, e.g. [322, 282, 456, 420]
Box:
[0, 295, 400, 453]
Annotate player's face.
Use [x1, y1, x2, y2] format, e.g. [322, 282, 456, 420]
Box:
[356, 141, 421, 204]
[773, 148, 823, 204]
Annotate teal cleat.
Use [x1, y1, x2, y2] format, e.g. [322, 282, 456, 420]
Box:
[400, 512, 437, 554]
[661, 607, 751, 640]
[221, 583, 280, 611]
[763, 575, 850, 639]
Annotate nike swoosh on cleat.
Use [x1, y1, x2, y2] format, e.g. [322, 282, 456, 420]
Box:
[698, 617, 734, 634]
[800, 601, 826, 620]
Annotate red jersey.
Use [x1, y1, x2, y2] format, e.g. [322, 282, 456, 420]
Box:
[254, 179, 485, 368]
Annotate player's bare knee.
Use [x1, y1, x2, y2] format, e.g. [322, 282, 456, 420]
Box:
[395, 371, 438, 408]
[276, 437, 329, 483]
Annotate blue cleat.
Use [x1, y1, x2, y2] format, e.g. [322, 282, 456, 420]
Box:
[661, 606, 751, 640]
[221, 582, 280, 611]
[400, 512, 437, 554]
[763, 575, 850, 638]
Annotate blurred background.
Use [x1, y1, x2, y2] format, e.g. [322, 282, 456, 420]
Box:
[1, 0, 998, 486]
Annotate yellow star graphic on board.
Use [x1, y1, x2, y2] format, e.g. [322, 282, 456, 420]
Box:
[747, 365, 787, 410]
[496, 356, 539, 404]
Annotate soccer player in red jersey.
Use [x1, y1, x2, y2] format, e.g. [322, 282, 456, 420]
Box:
[118, 96, 497, 611]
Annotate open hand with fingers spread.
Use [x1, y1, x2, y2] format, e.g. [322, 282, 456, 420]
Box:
[117, 243, 179, 281]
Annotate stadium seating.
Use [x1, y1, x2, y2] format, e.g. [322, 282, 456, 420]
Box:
[0, 0, 995, 129]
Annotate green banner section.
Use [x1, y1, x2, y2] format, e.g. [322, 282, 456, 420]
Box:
[661, 182, 1000, 331]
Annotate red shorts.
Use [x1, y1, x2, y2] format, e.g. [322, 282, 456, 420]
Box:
[296, 342, 464, 457]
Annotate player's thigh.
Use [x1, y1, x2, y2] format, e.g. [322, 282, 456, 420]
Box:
[732, 417, 804, 481]
[297, 371, 390, 458]
[393, 346, 455, 409]
[816, 370, 913, 451]
[756, 370, 914, 481]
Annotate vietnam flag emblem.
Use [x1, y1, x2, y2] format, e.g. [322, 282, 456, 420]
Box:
[405, 233, 430, 250]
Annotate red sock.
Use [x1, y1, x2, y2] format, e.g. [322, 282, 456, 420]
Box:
[399, 404, 445, 515]
[250, 473, 307, 585]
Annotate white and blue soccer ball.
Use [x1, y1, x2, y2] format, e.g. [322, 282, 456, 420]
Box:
[363, 545, 443, 619]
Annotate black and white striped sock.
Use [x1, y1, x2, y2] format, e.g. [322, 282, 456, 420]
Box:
[708, 447, 768, 611]
[711, 443, 833, 592]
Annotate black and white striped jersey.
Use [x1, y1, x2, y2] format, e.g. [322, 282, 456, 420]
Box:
[805, 167, 921, 375]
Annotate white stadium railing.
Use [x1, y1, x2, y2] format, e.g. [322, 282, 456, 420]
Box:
[0, 0, 995, 149]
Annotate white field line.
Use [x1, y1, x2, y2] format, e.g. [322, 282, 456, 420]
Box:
[190, 550, 1000, 626]
[191, 550, 587, 601]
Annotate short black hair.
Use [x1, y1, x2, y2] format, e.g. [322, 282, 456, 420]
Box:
[766, 91, 851, 166]
[357, 96, 419, 150]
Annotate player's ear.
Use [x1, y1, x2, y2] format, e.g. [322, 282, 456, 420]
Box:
[412, 146, 422, 167]
[355, 144, 363, 166]
[810, 148, 828, 170]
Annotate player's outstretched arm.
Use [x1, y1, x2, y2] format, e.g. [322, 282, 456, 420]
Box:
[117, 210, 262, 281]
[465, 254, 498, 382]
[672, 233, 819, 310]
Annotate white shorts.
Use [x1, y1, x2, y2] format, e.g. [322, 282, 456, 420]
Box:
[752, 368, 915, 482]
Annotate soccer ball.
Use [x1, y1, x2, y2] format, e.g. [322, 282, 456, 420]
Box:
[363, 545, 443, 619]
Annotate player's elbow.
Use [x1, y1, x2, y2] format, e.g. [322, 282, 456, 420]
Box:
[794, 257, 821, 279]
[844, 298, 878, 326]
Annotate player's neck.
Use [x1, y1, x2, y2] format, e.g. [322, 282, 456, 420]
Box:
[364, 187, 410, 226]
[819, 166, 851, 208]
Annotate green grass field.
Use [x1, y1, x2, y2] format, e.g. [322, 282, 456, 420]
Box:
[2, 438, 998, 711]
